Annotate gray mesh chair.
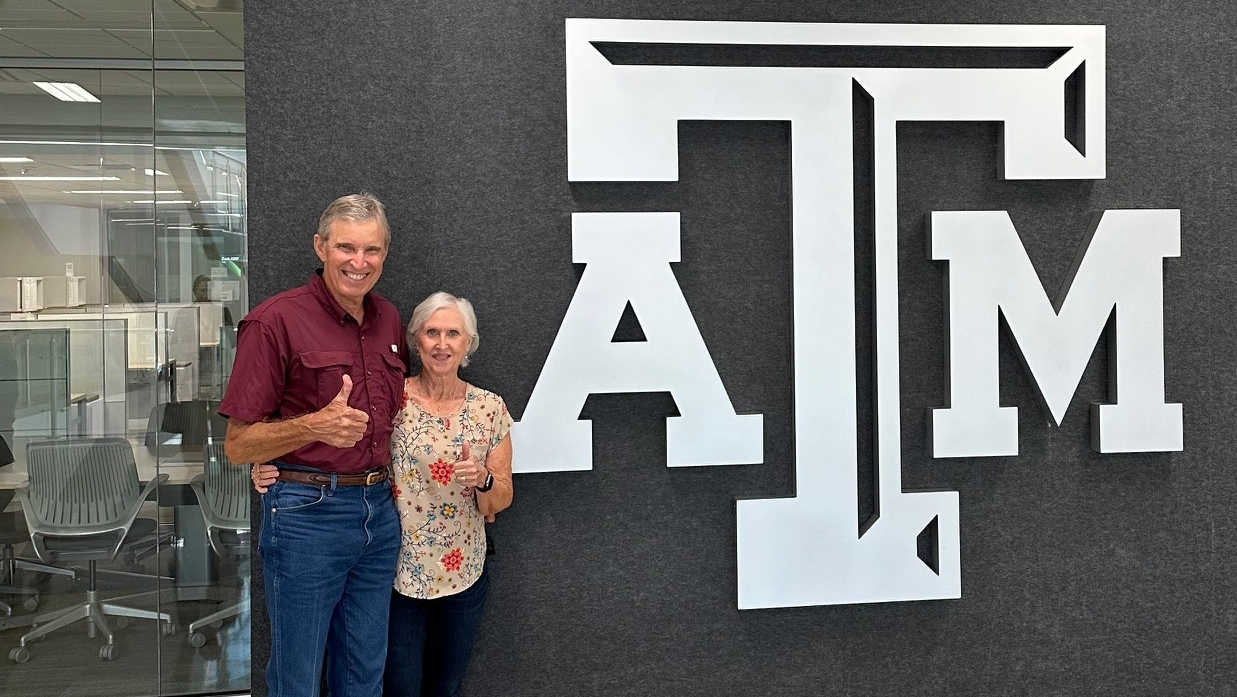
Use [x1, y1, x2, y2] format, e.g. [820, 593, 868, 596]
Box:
[185, 441, 250, 647]
[0, 488, 82, 632]
[0, 489, 38, 629]
[8, 438, 173, 663]
[143, 400, 227, 451]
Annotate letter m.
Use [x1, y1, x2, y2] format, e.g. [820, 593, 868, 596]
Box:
[929, 209, 1182, 456]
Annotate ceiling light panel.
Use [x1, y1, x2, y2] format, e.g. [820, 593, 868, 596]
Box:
[67, 189, 183, 195]
[33, 81, 101, 103]
[0, 175, 120, 181]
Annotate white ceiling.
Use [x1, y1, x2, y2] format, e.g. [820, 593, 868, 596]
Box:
[0, 143, 247, 213]
[0, 0, 245, 206]
[0, 0, 243, 62]
[0, 65, 244, 97]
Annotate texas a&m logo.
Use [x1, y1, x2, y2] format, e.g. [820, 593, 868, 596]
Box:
[513, 20, 1181, 609]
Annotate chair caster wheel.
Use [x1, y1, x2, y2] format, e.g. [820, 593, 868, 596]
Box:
[99, 643, 118, 661]
[162, 622, 177, 637]
[115, 617, 131, 629]
[10, 646, 30, 664]
[188, 632, 206, 648]
[20, 597, 37, 613]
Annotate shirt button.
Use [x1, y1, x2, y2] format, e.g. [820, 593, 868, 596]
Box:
[367, 370, 371, 375]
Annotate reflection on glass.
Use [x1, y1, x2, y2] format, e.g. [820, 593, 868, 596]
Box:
[0, 1, 249, 694]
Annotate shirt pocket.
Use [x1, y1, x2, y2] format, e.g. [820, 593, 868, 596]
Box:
[379, 350, 406, 417]
[298, 350, 355, 408]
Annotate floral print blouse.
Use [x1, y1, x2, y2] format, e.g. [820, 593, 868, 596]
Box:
[389, 380, 512, 599]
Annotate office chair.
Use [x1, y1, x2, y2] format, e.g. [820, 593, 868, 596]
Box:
[8, 438, 173, 663]
[0, 488, 79, 595]
[144, 400, 227, 451]
[186, 441, 250, 648]
[0, 489, 39, 630]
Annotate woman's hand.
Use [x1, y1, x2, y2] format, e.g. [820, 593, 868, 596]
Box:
[453, 441, 489, 489]
[251, 463, 279, 493]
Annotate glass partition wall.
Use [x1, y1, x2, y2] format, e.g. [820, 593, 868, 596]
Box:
[0, 2, 248, 695]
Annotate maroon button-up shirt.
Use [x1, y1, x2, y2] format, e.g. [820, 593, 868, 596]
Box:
[219, 271, 408, 474]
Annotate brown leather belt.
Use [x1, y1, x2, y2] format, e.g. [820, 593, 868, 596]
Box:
[275, 467, 389, 487]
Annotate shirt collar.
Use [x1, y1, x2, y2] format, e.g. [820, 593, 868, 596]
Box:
[309, 269, 381, 325]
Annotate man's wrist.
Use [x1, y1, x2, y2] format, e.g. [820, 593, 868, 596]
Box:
[292, 411, 320, 440]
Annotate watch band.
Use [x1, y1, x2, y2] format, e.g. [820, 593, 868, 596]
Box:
[476, 471, 494, 492]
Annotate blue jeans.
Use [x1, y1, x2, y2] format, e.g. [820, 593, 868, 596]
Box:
[259, 467, 400, 697]
[384, 569, 490, 697]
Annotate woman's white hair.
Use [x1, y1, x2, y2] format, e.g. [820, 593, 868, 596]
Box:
[408, 291, 480, 367]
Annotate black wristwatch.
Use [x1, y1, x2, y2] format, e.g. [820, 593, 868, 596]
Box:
[476, 471, 494, 492]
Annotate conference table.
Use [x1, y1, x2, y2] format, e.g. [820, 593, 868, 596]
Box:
[0, 436, 206, 490]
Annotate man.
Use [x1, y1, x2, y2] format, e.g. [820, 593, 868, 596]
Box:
[220, 193, 407, 697]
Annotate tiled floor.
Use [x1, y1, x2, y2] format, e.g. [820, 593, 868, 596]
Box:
[0, 557, 251, 697]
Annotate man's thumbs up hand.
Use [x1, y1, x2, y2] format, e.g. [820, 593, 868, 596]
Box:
[310, 374, 370, 449]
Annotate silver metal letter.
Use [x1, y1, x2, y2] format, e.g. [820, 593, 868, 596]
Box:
[513, 212, 763, 473]
[930, 209, 1183, 456]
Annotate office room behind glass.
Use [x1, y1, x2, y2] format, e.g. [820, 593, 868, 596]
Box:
[0, 1, 249, 695]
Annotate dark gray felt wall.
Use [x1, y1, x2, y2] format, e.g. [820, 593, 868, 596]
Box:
[244, 1, 1236, 695]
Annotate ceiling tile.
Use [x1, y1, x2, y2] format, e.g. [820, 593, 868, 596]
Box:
[0, 82, 49, 95]
[1, 27, 150, 58]
[0, 33, 49, 57]
[53, 0, 161, 13]
[0, 0, 78, 24]
[154, 41, 243, 61]
[47, 0, 206, 29]
[108, 27, 242, 61]
[153, 70, 243, 98]
[153, 0, 213, 30]
[195, 11, 242, 48]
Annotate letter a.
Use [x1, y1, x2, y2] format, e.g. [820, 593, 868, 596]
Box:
[512, 212, 763, 473]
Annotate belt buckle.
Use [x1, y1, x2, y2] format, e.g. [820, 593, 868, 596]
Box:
[365, 469, 383, 486]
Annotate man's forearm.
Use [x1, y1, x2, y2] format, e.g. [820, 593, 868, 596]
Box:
[225, 415, 318, 465]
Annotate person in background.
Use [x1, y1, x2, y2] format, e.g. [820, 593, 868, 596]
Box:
[253, 290, 513, 697]
[192, 274, 234, 327]
[221, 192, 407, 697]
[192, 274, 234, 398]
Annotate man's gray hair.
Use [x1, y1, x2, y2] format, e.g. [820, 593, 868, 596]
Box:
[408, 291, 481, 367]
[317, 192, 390, 246]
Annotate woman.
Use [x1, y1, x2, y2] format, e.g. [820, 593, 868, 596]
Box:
[384, 291, 513, 696]
[252, 291, 513, 696]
